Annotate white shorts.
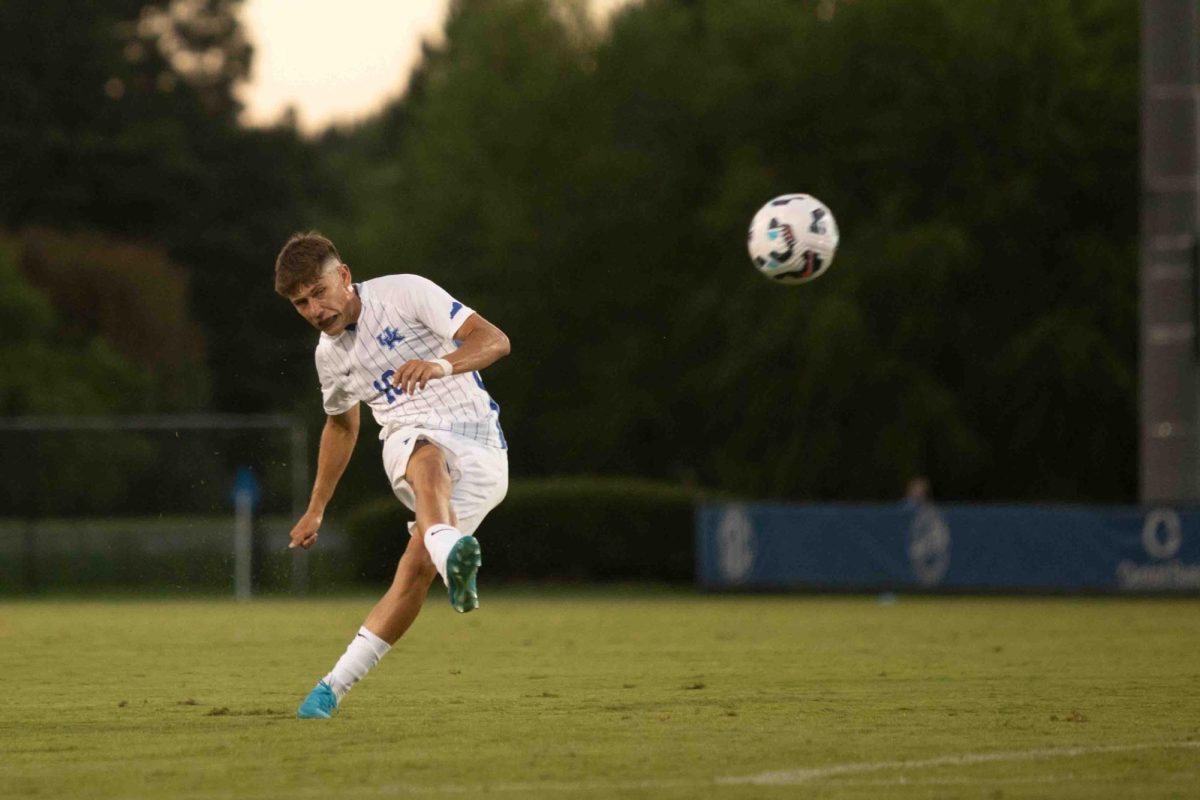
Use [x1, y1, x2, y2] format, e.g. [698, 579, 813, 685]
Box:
[381, 427, 508, 536]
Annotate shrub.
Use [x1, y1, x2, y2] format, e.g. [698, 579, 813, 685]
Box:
[346, 476, 719, 584]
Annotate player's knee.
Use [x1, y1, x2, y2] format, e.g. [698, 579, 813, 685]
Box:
[406, 446, 450, 496]
[409, 467, 450, 500]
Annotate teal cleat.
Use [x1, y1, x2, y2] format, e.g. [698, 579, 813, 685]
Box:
[297, 680, 338, 719]
[446, 535, 482, 613]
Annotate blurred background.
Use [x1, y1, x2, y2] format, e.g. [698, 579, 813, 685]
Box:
[1, 0, 1190, 595]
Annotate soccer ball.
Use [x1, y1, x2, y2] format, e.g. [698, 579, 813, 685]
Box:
[747, 194, 839, 284]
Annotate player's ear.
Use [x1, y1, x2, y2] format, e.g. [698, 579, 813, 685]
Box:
[338, 262, 352, 286]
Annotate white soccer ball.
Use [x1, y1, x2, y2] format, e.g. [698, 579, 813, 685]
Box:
[747, 194, 839, 284]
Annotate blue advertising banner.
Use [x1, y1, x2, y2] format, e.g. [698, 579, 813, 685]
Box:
[696, 503, 1200, 593]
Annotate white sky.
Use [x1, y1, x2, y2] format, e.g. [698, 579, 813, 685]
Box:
[238, 0, 637, 133]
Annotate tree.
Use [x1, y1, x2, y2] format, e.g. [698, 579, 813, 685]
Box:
[17, 228, 209, 410]
[0, 237, 158, 513]
[0, 0, 337, 413]
[302, 0, 1142, 501]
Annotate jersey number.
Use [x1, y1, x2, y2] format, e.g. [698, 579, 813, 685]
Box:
[373, 369, 404, 404]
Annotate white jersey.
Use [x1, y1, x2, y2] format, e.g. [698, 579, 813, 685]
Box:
[313, 274, 506, 449]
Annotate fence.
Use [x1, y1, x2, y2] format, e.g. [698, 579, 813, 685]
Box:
[0, 414, 314, 595]
[8, 481, 1200, 594]
[0, 516, 353, 594]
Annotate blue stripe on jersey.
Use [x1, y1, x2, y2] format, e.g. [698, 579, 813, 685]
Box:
[473, 370, 507, 449]
[491, 400, 507, 449]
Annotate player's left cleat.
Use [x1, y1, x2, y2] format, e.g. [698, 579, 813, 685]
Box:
[297, 680, 338, 719]
[446, 535, 482, 614]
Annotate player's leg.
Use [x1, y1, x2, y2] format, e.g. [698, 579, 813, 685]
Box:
[432, 434, 507, 612]
[298, 513, 456, 718]
[398, 441, 481, 613]
[297, 438, 494, 718]
[357, 479, 472, 645]
[298, 441, 457, 718]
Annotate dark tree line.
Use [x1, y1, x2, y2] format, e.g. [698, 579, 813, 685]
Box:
[327, 0, 1137, 503]
[0, 0, 336, 416]
[0, 0, 1139, 508]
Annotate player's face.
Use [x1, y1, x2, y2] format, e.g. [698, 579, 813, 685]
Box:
[288, 263, 359, 335]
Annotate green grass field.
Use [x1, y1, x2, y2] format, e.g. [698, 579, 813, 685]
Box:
[2, 590, 1198, 799]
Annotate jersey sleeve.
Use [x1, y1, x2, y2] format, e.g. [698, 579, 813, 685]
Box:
[314, 346, 356, 416]
[378, 274, 475, 341]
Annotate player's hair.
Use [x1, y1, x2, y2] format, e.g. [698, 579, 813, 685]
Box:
[274, 231, 343, 296]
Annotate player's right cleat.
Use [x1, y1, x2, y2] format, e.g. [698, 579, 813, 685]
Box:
[297, 680, 338, 719]
[446, 535, 482, 613]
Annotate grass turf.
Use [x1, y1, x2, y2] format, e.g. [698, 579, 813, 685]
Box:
[1, 590, 1198, 799]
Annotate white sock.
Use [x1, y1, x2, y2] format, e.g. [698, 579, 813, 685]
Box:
[323, 626, 391, 701]
[424, 523, 466, 585]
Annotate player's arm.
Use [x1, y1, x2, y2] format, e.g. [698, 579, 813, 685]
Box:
[392, 313, 511, 396]
[288, 405, 360, 550]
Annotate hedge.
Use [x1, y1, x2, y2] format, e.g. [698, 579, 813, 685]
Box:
[345, 477, 721, 584]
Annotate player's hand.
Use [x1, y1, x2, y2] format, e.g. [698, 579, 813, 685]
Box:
[288, 510, 323, 550]
[391, 359, 448, 396]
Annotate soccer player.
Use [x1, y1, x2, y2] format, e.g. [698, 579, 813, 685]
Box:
[274, 232, 510, 719]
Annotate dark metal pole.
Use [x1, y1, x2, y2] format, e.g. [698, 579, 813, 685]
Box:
[1141, 0, 1200, 502]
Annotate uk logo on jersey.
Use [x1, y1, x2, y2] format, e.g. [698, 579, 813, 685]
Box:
[450, 301, 463, 319]
[376, 327, 405, 350]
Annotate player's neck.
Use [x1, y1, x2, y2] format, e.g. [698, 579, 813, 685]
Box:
[345, 286, 363, 327]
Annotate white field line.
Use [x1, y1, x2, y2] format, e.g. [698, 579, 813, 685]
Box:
[718, 740, 1200, 786]
[124, 740, 1200, 799]
[823, 771, 1199, 789]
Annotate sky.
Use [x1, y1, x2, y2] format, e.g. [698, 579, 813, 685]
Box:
[237, 0, 637, 133]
